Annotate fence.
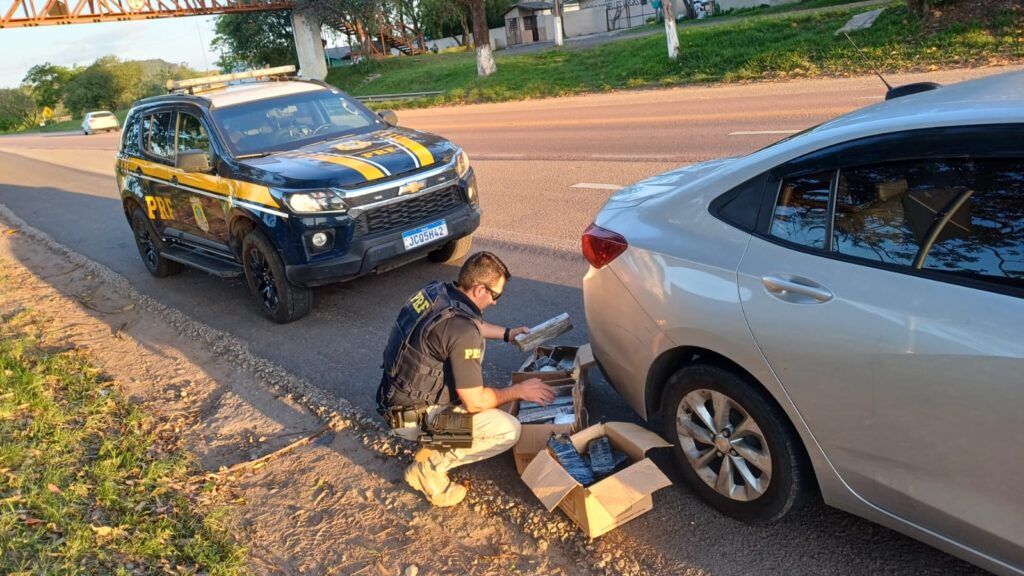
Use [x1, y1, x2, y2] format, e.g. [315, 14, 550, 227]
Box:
[606, 0, 657, 31]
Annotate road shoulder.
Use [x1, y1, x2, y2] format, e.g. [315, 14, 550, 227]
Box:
[0, 205, 596, 575]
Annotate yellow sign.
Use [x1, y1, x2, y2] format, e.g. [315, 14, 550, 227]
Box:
[41, 106, 53, 119]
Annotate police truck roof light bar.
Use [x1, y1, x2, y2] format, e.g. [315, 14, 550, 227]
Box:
[166, 66, 297, 94]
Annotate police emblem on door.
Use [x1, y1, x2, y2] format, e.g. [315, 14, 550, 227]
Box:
[190, 197, 210, 233]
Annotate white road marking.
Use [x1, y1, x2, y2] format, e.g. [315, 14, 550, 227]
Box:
[571, 182, 624, 191]
[728, 130, 800, 136]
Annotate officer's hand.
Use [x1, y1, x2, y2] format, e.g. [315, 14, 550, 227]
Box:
[516, 377, 555, 405]
[508, 326, 530, 340]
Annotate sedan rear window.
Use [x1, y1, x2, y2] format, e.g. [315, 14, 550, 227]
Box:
[769, 171, 832, 249]
[834, 158, 1024, 289]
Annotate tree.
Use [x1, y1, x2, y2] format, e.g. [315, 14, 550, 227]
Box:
[906, 0, 927, 19]
[21, 63, 73, 109]
[0, 88, 38, 131]
[466, 0, 495, 76]
[662, 0, 679, 59]
[420, 0, 471, 44]
[212, 11, 298, 71]
[62, 64, 118, 116]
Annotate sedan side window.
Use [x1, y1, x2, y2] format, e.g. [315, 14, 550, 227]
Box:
[834, 158, 1024, 290]
[143, 111, 175, 160]
[769, 171, 832, 249]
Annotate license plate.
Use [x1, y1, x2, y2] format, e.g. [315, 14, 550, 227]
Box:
[402, 219, 449, 251]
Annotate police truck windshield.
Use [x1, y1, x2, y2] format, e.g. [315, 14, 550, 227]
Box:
[212, 90, 378, 157]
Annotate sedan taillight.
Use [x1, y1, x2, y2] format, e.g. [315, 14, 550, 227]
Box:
[582, 223, 628, 269]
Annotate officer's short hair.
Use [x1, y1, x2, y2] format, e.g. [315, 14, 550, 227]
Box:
[456, 251, 510, 289]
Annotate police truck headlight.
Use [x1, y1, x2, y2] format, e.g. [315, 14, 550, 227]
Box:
[283, 190, 349, 214]
[455, 149, 470, 179]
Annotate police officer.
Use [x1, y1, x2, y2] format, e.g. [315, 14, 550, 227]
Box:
[377, 251, 554, 507]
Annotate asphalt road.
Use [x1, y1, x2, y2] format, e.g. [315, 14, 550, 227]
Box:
[1, 69, 1012, 575]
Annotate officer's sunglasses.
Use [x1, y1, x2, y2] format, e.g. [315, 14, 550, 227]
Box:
[482, 284, 503, 302]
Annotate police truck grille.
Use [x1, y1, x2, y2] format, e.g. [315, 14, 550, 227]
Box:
[354, 186, 462, 236]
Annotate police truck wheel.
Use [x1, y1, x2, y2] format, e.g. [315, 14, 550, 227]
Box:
[662, 364, 813, 523]
[427, 234, 472, 263]
[241, 230, 312, 323]
[130, 208, 183, 278]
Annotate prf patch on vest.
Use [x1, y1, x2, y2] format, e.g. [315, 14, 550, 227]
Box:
[463, 348, 482, 360]
[410, 290, 430, 315]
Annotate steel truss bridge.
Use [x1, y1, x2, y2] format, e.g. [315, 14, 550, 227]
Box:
[1, 0, 291, 28]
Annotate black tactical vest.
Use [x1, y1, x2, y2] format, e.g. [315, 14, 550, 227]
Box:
[377, 281, 482, 414]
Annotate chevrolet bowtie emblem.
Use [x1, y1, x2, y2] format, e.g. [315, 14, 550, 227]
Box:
[399, 180, 426, 195]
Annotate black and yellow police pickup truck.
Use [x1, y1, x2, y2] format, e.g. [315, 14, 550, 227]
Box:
[116, 66, 479, 323]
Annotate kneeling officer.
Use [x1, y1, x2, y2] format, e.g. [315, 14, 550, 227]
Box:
[377, 251, 554, 507]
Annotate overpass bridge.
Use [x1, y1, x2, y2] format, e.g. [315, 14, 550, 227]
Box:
[2, 0, 346, 80]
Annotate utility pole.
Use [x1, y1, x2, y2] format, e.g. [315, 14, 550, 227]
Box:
[553, 0, 564, 46]
[662, 0, 679, 58]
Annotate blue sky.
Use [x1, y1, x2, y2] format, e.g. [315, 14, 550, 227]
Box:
[0, 15, 220, 88]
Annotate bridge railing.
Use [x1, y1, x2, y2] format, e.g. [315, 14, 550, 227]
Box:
[1, 0, 292, 28]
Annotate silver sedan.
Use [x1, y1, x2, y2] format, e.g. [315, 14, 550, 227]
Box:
[582, 70, 1023, 576]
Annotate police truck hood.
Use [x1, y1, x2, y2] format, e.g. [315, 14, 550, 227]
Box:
[236, 127, 459, 189]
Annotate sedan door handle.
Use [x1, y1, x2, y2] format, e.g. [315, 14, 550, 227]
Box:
[762, 275, 833, 304]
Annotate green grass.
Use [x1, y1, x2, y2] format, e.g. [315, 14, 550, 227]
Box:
[329, 2, 1023, 109]
[0, 304, 247, 575]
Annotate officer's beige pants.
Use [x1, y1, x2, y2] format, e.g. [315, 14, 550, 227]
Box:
[393, 405, 521, 472]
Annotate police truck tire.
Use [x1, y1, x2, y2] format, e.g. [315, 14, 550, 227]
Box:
[131, 208, 184, 278]
[241, 230, 312, 323]
[427, 234, 472, 263]
[662, 364, 813, 523]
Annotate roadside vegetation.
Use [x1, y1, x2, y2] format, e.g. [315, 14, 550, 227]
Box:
[0, 304, 246, 575]
[329, 1, 1023, 108]
[0, 58, 196, 134]
[20, 109, 130, 134]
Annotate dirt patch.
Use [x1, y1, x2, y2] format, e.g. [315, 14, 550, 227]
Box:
[0, 207, 691, 575]
[924, 0, 1021, 31]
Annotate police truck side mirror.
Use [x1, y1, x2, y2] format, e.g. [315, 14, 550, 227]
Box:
[379, 110, 398, 126]
[178, 149, 213, 173]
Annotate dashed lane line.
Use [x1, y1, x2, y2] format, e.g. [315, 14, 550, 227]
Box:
[571, 182, 625, 191]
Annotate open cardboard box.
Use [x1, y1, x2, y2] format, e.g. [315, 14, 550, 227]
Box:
[521, 422, 672, 538]
[504, 344, 595, 474]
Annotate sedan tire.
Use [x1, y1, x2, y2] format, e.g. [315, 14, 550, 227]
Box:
[662, 364, 813, 523]
[241, 230, 312, 323]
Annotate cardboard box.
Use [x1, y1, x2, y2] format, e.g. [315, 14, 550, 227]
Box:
[506, 344, 595, 474]
[521, 422, 672, 538]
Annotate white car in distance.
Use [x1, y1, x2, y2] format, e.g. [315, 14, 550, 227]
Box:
[81, 111, 119, 135]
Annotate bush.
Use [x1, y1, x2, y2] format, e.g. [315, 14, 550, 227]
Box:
[0, 88, 37, 131]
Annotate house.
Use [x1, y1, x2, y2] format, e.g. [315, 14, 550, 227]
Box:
[503, 1, 583, 46]
[325, 46, 353, 67]
[504, 2, 555, 46]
